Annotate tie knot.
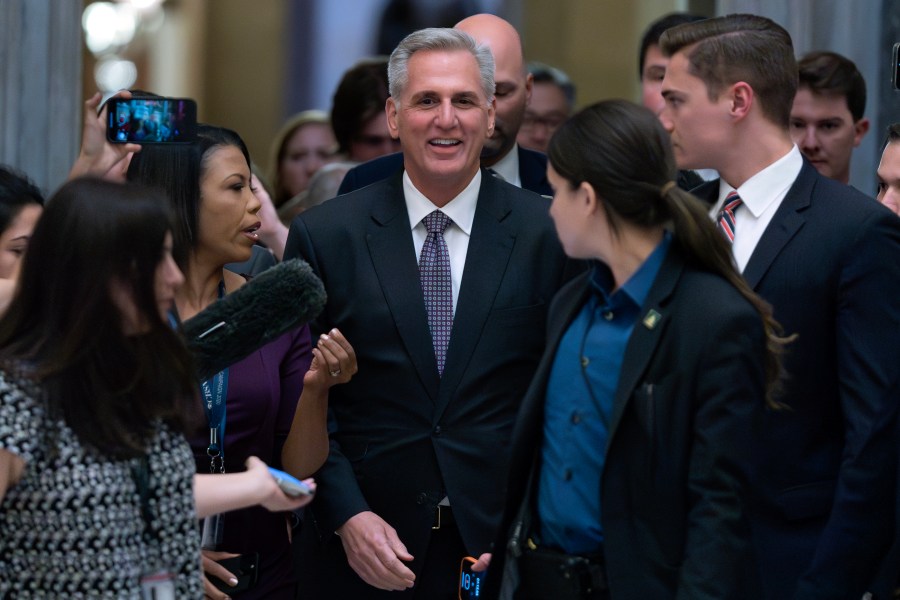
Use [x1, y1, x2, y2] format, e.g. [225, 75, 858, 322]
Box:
[723, 190, 743, 210]
[423, 210, 451, 235]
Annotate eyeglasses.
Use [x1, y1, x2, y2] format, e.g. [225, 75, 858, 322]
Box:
[521, 113, 567, 131]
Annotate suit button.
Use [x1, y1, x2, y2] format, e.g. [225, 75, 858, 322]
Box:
[416, 493, 426, 505]
[433, 426, 442, 436]
[571, 412, 581, 425]
[564, 469, 573, 481]
[603, 311, 614, 321]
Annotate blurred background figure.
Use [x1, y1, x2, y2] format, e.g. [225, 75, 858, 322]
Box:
[331, 57, 400, 163]
[790, 50, 870, 185]
[268, 110, 339, 211]
[638, 12, 706, 117]
[516, 61, 575, 153]
[0, 166, 43, 281]
[276, 161, 356, 224]
[637, 12, 710, 190]
[876, 123, 900, 215]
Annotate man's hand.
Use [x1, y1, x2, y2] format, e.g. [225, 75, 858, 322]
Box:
[337, 511, 416, 591]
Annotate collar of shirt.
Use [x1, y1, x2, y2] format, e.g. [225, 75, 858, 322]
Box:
[713, 145, 803, 218]
[487, 144, 522, 188]
[403, 169, 480, 236]
[589, 231, 672, 310]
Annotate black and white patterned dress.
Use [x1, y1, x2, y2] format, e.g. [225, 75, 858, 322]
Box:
[0, 370, 203, 598]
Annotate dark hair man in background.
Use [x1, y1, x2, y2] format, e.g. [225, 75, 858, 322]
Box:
[789, 51, 870, 185]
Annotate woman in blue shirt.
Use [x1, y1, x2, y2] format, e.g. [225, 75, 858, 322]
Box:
[480, 100, 786, 600]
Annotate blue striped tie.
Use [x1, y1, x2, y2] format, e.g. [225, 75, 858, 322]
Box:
[420, 210, 453, 375]
[717, 191, 742, 244]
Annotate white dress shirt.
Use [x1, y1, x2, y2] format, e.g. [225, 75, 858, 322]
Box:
[404, 169, 481, 315]
[487, 144, 522, 188]
[709, 145, 803, 272]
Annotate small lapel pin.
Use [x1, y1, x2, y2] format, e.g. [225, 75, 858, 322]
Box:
[642, 309, 661, 330]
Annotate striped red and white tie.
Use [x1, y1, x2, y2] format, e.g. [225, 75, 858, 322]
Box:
[717, 191, 743, 243]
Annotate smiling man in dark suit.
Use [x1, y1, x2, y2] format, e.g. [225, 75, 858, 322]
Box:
[337, 14, 552, 197]
[283, 27, 569, 600]
[659, 14, 900, 600]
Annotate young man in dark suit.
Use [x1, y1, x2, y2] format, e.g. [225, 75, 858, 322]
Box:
[659, 14, 900, 599]
[283, 27, 569, 599]
[337, 14, 552, 197]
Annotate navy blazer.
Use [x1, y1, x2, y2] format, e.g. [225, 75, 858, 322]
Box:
[283, 170, 570, 595]
[484, 249, 766, 599]
[337, 146, 552, 197]
[694, 162, 900, 600]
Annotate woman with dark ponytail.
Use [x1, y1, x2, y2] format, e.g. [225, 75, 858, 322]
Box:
[479, 100, 784, 600]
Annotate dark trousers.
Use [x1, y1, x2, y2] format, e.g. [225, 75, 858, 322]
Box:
[515, 545, 608, 600]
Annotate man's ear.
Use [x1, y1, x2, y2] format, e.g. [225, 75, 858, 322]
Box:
[385, 98, 400, 139]
[486, 97, 496, 137]
[730, 81, 754, 120]
[524, 72, 534, 105]
[853, 117, 870, 147]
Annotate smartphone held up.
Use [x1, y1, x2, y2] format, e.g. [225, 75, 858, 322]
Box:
[106, 97, 197, 144]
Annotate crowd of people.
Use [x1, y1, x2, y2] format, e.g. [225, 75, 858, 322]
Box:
[0, 9, 898, 600]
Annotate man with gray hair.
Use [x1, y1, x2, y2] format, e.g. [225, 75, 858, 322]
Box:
[284, 27, 570, 599]
[338, 14, 553, 197]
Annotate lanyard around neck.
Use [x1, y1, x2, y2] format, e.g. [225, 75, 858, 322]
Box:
[201, 280, 228, 473]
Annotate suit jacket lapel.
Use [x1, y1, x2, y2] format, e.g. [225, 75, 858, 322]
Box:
[742, 163, 814, 289]
[436, 174, 517, 414]
[366, 173, 440, 400]
[605, 251, 683, 451]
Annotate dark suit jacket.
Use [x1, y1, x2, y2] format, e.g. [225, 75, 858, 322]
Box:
[337, 146, 553, 197]
[484, 249, 766, 599]
[283, 170, 570, 594]
[694, 162, 900, 600]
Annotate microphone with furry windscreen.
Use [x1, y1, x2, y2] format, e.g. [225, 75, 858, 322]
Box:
[181, 259, 326, 381]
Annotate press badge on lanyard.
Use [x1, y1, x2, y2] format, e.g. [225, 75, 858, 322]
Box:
[200, 367, 229, 550]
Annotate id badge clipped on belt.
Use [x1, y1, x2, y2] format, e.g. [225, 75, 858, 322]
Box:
[140, 569, 176, 600]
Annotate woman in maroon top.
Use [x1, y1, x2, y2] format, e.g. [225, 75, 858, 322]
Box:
[128, 124, 356, 599]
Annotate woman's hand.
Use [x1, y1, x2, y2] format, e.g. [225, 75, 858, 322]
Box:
[304, 327, 357, 391]
[68, 91, 141, 181]
[201, 550, 239, 600]
[281, 328, 357, 477]
[244, 456, 316, 512]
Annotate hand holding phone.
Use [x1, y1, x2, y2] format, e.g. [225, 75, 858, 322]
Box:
[459, 556, 485, 599]
[267, 467, 314, 497]
[208, 552, 259, 594]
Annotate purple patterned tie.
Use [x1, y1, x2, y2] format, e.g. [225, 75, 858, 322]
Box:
[420, 210, 453, 375]
[717, 191, 743, 244]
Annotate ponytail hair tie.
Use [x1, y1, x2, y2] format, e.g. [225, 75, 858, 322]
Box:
[659, 181, 677, 198]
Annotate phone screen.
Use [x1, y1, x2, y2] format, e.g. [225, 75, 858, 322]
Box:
[106, 97, 198, 143]
[459, 556, 485, 600]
